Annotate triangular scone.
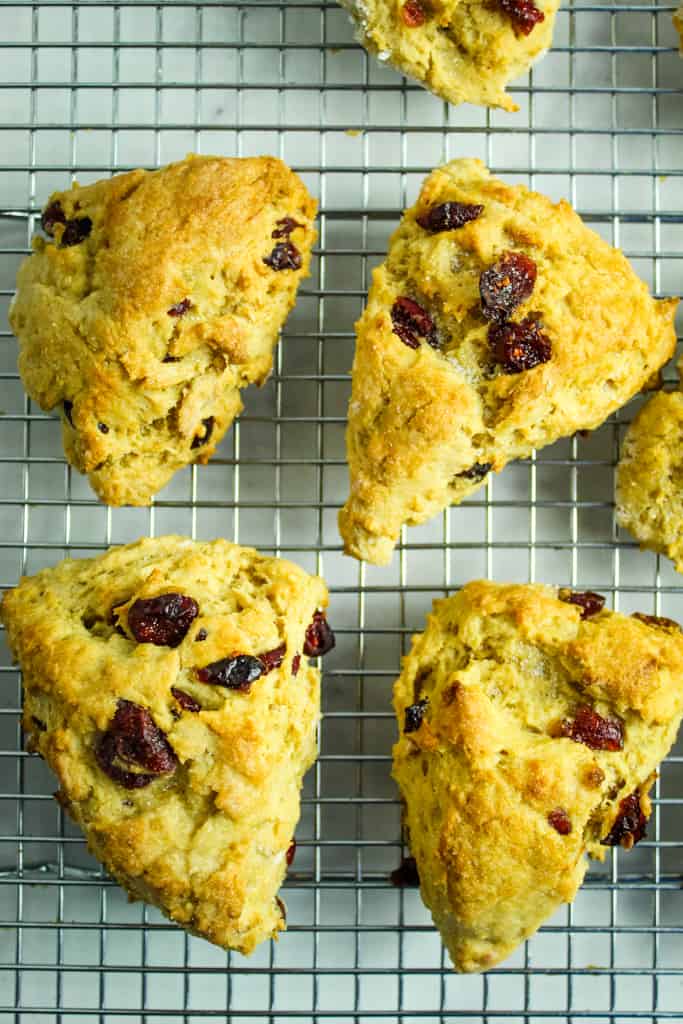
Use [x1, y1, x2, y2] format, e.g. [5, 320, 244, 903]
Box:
[339, 159, 677, 565]
[10, 155, 317, 505]
[338, 0, 559, 112]
[392, 581, 683, 972]
[0, 536, 334, 954]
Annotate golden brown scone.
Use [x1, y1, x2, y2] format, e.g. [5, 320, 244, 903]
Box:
[392, 581, 683, 972]
[338, 0, 559, 112]
[339, 159, 678, 565]
[0, 536, 335, 954]
[10, 155, 317, 505]
[674, 4, 683, 51]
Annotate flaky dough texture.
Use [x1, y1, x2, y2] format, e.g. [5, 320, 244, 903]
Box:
[392, 581, 683, 971]
[338, 0, 560, 112]
[1, 536, 328, 954]
[339, 158, 678, 564]
[10, 155, 317, 505]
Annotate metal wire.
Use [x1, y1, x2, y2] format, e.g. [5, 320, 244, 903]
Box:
[1, 0, 682, 1020]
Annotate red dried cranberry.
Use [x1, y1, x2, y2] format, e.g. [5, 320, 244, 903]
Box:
[558, 589, 606, 619]
[560, 705, 624, 752]
[191, 416, 215, 450]
[286, 839, 297, 867]
[291, 653, 301, 676]
[488, 317, 551, 374]
[457, 462, 492, 481]
[417, 201, 484, 233]
[63, 400, 74, 427]
[404, 697, 428, 734]
[391, 296, 438, 350]
[548, 808, 572, 835]
[263, 241, 302, 271]
[95, 699, 177, 789]
[272, 217, 302, 239]
[41, 201, 66, 235]
[167, 298, 191, 317]
[196, 654, 264, 693]
[632, 612, 682, 632]
[601, 791, 648, 848]
[480, 251, 537, 322]
[390, 856, 420, 887]
[260, 643, 287, 673]
[498, 0, 545, 35]
[61, 216, 92, 247]
[303, 611, 335, 657]
[195, 628, 208, 642]
[171, 687, 201, 713]
[401, 0, 426, 26]
[127, 593, 199, 648]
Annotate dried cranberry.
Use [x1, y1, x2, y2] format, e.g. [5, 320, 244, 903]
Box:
[286, 839, 297, 867]
[167, 298, 191, 317]
[95, 699, 177, 789]
[560, 705, 624, 752]
[196, 654, 264, 693]
[558, 589, 606, 619]
[391, 296, 438, 350]
[402, 0, 426, 26]
[457, 462, 492, 481]
[488, 317, 551, 374]
[632, 612, 682, 632]
[97, 422, 109, 434]
[303, 611, 335, 657]
[480, 251, 537, 322]
[260, 643, 287, 673]
[601, 791, 648, 848]
[171, 687, 201, 712]
[127, 593, 199, 648]
[498, 0, 545, 35]
[61, 216, 92, 247]
[417, 201, 484, 233]
[63, 400, 74, 427]
[404, 697, 429, 734]
[195, 628, 208, 642]
[41, 201, 66, 235]
[191, 416, 215, 450]
[263, 241, 302, 271]
[548, 808, 572, 835]
[291, 653, 301, 676]
[390, 856, 420, 887]
[272, 217, 302, 239]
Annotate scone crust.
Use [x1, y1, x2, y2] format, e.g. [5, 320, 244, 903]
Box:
[674, 4, 683, 52]
[10, 155, 317, 505]
[392, 581, 683, 971]
[340, 158, 678, 564]
[1, 536, 328, 954]
[339, 0, 559, 111]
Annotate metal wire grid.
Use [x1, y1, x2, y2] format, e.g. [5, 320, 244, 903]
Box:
[1, 0, 683, 1020]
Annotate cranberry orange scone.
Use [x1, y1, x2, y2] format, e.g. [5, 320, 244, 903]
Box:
[338, 0, 560, 112]
[0, 536, 334, 954]
[9, 155, 316, 505]
[392, 581, 683, 972]
[339, 158, 678, 565]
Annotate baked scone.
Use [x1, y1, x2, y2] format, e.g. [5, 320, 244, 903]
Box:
[674, 4, 683, 52]
[392, 581, 683, 972]
[339, 159, 678, 565]
[616, 385, 683, 572]
[0, 536, 335, 953]
[338, 0, 560, 112]
[10, 155, 317, 505]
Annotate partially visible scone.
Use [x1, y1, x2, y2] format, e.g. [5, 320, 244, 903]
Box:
[339, 158, 678, 565]
[674, 4, 683, 52]
[10, 155, 317, 505]
[338, 0, 559, 112]
[392, 581, 683, 972]
[0, 536, 334, 954]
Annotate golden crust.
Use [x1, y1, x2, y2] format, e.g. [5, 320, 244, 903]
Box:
[10, 155, 317, 505]
[674, 5, 683, 52]
[0, 536, 328, 954]
[338, 0, 559, 112]
[339, 159, 678, 565]
[392, 581, 683, 971]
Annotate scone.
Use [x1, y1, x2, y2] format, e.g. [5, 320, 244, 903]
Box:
[339, 159, 678, 565]
[674, 4, 683, 52]
[0, 536, 335, 954]
[392, 581, 683, 972]
[10, 155, 317, 505]
[338, 0, 559, 112]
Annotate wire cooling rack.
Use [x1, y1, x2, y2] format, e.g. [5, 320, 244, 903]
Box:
[1, 0, 683, 1020]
